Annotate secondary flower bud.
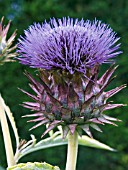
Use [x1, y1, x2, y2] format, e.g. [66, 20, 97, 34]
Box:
[0, 17, 17, 64]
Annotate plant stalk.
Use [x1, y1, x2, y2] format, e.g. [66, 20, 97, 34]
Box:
[65, 131, 78, 170]
[0, 95, 15, 167]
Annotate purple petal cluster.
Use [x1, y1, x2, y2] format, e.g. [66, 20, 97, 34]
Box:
[17, 17, 121, 74]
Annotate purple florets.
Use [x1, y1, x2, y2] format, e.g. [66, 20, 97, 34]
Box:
[17, 17, 121, 74]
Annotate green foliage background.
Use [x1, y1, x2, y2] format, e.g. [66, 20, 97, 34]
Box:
[0, 0, 128, 169]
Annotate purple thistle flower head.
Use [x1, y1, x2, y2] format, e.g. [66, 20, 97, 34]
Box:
[17, 17, 121, 75]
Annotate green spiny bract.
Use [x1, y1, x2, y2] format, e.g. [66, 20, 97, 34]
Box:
[21, 65, 126, 138]
[0, 17, 17, 65]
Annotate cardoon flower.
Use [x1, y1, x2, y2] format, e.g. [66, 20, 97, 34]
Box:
[0, 17, 17, 64]
[17, 17, 125, 138]
[17, 17, 121, 75]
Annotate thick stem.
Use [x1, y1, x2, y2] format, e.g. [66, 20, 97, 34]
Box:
[0, 95, 15, 167]
[66, 131, 78, 170]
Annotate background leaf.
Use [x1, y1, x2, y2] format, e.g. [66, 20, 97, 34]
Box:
[0, 165, 5, 170]
[7, 162, 60, 170]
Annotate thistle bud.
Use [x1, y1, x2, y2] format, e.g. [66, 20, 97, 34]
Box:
[0, 17, 17, 64]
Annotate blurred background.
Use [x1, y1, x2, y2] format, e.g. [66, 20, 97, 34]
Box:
[0, 0, 128, 169]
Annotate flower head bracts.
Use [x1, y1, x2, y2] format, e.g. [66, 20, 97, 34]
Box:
[17, 17, 121, 74]
[21, 65, 126, 138]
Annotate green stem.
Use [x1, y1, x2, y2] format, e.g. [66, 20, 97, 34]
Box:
[0, 95, 15, 167]
[65, 131, 78, 170]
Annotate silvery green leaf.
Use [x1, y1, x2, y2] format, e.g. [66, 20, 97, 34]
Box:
[7, 162, 60, 170]
[0, 94, 19, 148]
[78, 135, 116, 151]
[17, 134, 115, 162]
